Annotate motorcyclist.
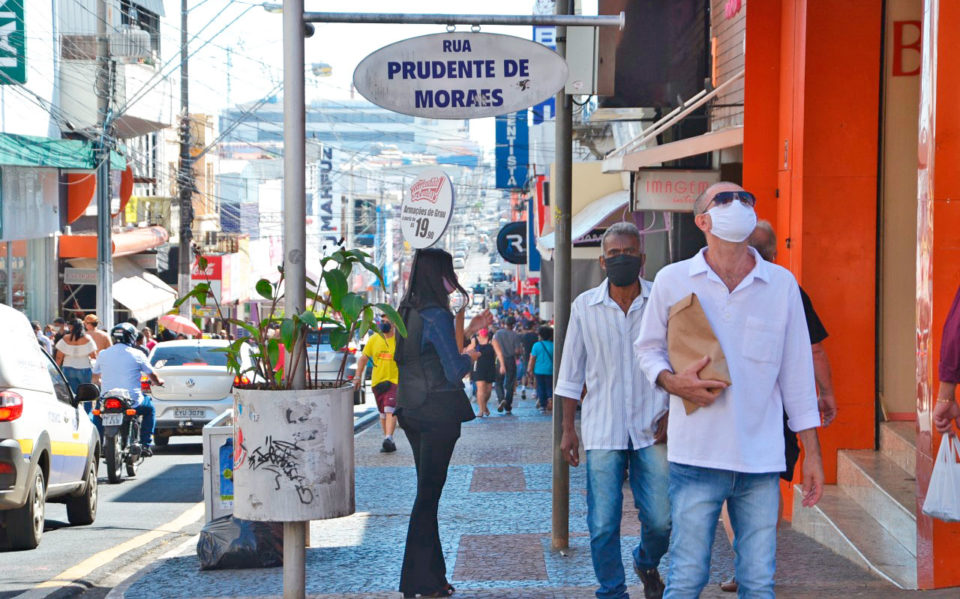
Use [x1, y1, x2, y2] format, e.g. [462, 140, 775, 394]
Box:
[91, 323, 164, 456]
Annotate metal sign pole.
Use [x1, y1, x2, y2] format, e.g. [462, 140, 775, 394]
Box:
[275, 7, 624, 595]
[551, 0, 573, 552]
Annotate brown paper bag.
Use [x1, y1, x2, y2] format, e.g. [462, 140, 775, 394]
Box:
[667, 293, 733, 414]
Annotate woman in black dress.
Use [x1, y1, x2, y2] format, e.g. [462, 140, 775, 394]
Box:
[394, 249, 493, 598]
[471, 328, 496, 417]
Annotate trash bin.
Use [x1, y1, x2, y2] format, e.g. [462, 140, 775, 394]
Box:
[202, 409, 235, 523]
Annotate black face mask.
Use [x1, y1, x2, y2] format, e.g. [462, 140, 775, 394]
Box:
[604, 254, 643, 287]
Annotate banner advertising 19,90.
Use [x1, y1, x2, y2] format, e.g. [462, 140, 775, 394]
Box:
[400, 169, 455, 249]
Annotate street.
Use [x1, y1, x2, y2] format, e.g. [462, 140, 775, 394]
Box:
[1, 439, 205, 599]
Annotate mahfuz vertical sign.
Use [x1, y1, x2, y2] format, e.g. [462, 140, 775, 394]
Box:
[0, 0, 26, 85]
[496, 110, 529, 189]
[317, 146, 338, 246]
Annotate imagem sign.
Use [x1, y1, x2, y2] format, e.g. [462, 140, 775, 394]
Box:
[353, 33, 569, 120]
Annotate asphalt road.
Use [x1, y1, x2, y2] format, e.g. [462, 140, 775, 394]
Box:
[1, 438, 206, 599]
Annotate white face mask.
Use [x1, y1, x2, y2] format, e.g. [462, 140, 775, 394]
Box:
[707, 200, 758, 243]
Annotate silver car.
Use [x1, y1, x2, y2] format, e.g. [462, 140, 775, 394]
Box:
[305, 326, 359, 385]
[147, 340, 256, 445]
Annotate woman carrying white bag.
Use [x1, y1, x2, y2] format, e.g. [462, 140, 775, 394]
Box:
[926, 284, 960, 521]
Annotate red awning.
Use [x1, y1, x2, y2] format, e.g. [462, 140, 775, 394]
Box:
[59, 226, 169, 258]
[64, 165, 134, 224]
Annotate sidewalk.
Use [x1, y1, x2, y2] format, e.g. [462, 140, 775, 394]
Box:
[120, 393, 953, 599]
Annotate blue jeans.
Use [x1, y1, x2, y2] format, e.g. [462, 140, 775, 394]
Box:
[664, 463, 780, 599]
[586, 443, 671, 599]
[534, 374, 552, 408]
[93, 396, 156, 446]
[61, 366, 92, 394]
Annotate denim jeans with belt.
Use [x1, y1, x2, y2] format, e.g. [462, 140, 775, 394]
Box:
[664, 463, 780, 599]
[586, 442, 671, 599]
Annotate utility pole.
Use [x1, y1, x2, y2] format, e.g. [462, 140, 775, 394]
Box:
[95, 0, 114, 329]
[551, 0, 572, 551]
[282, 1, 308, 597]
[178, 0, 194, 316]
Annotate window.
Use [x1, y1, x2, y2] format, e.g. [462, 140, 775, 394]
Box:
[151, 346, 230, 367]
[44, 355, 74, 406]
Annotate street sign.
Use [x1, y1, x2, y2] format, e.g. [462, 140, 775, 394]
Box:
[400, 168, 455, 249]
[0, 0, 26, 85]
[632, 169, 720, 212]
[353, 32, 568, 119]
[497, 221, 527, 265]
[496, 110, 529, 189]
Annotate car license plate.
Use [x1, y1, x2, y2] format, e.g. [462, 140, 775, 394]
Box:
[102, 413, 123, 427]
[174, 408, 205, 419]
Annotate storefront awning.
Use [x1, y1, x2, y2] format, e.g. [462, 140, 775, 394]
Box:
[538, 190, 630, 250]
[59, 226, 169, 258]
[0, 133, 126, 170]
[602, 126, 744, 172]
[67, 257, 177, 322]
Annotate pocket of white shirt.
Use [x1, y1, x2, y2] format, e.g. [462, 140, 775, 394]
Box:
[742, 317, 782, 364]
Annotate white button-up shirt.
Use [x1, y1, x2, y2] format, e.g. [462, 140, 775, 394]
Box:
[634, 247, 821, 473]
[555, 278, 669, 451]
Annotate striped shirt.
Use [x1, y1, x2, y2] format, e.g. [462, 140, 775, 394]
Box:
[554, 278, 669, 450]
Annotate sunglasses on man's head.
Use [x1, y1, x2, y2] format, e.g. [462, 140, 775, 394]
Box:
[709, 190, 757, 208]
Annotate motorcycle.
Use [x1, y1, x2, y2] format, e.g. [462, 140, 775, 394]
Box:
[93, 388, 145, 484]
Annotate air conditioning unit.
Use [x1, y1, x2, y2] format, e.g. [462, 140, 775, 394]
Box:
[109, 26, 152, 60]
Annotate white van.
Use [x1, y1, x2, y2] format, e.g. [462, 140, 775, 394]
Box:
[0, 305, 100, 549]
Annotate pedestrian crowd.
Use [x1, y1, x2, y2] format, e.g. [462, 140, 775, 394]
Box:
[389, 182, 850, 599]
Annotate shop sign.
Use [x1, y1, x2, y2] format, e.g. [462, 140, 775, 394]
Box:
[0, 0, 26, 85]
[632, 169, 720, 212]
[497, 221, 527, 265]
[400, 168, 454, 249]
[64, 267, 97, 285]
[496, 110, 528, 189]
[353, 32, 569, 119]
[518, 278, 540, 296]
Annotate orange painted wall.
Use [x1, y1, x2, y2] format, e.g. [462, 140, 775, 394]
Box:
[794, 1, 882, 483]
[915, 0, 960, 588]
[744, 0, 881, 485]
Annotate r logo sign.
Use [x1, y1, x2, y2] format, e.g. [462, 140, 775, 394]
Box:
[496, 221, 527, 265]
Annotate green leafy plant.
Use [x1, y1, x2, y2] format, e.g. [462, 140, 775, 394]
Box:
[173, 243, 406, 390]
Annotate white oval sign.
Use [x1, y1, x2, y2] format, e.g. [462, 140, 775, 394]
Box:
[400, 168, 455, 249]
[353, 32, 569, 120]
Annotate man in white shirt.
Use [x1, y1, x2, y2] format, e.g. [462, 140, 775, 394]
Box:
[634, 182, 824, 599]
[557, 222, 670, 599]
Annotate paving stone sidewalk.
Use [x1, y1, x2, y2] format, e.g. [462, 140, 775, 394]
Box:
[121, 393, 955, 599]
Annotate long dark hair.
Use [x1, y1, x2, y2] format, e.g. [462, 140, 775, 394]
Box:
[69, 318, 85, 342]
[396, 249, 468, 365]
[399, 248, 468, 312]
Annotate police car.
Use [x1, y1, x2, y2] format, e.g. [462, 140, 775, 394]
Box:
[0, 305, 100, 550]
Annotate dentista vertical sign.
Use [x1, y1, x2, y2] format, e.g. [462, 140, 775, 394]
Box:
[353, 32, 569, 119]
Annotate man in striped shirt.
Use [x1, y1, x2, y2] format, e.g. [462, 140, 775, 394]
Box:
[556, 221, 670, 599]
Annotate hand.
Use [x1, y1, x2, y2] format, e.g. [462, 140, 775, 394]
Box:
[153, 377, 165, 387]
[818, 391, 838, 426]
[560, 428, 580, 466]
[934, 400, 960, 435]
[499, 363, 506, 375]
[467, 309, 494, 335]
[654, 412, 668, 444]
[465, 349, 481, 362]
[801, 451, 825, 508]
[658, 356, 728, 407]
[353, 377, 362, 390]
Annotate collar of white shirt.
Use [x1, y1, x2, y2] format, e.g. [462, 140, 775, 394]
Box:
[688, 246, 771, 290]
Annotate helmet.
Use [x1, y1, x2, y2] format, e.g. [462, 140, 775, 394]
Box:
[110, 322, 138, 346]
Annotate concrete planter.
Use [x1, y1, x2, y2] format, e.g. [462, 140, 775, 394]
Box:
[232, 386, 355, 522]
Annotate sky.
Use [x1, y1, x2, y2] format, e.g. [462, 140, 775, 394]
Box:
[162, 0, 599, 152]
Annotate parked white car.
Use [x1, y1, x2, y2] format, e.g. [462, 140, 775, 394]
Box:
[0, 305, 99, 550]
[147, 340, 257, 445]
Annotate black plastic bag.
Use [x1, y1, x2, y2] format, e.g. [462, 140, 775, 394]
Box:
[196, 515, 283, 570]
